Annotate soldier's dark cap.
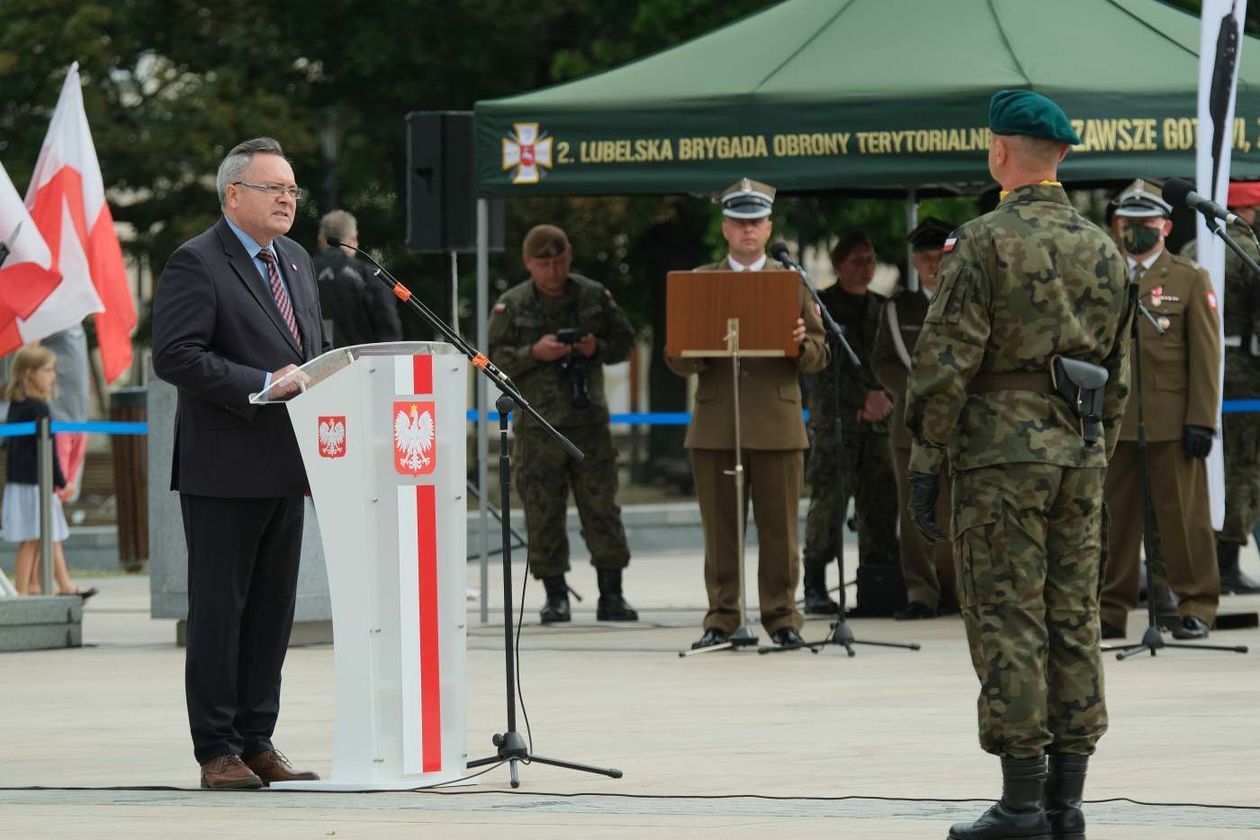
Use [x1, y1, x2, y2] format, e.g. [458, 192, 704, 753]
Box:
[988, 89, 1082, 145]
[906, 217, 954, 251]
[717, 178, 775, 219]
[1113, 186, 1172, 219]
[522, 224, 570, 259]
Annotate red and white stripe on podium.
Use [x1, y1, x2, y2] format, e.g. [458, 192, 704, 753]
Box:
[395, 353, 443, 774]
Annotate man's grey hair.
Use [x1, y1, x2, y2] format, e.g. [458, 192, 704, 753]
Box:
[216, 137, 286, 204]
[318, 210, 358, 245]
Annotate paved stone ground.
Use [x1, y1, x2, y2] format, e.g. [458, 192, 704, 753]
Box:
[2, 547, 1258, 838]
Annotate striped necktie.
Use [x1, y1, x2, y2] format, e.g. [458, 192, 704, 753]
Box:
[258, 248, 301, 346]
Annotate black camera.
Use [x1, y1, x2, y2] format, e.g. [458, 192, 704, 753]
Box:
[553, 327, 590, 409]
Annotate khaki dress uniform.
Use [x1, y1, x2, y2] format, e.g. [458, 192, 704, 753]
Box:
[1100, 249, 1222, 629]
[666, 258, 829, 634]
[871, 288, 956, 611]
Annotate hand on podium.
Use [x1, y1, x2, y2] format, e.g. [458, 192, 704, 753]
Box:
[268, 364, 311, 400]
[791, 317, 806, 348]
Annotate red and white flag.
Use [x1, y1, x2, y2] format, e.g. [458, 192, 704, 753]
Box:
[23, 62, 135, 382]
[0, 161, 62, 355]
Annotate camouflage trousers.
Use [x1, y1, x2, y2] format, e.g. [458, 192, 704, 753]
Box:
[512, 425, 630, 579]
[1221, 412, 1260, 544]
[953, 462, 1108, 758]
[803, 425, 899, 571]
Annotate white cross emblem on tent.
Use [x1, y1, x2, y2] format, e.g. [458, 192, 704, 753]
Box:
[502, 122, 553, 185]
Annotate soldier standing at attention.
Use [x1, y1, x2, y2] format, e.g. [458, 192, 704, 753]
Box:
[487, 225, 638, 625]
[905, 90, 1132, 840]
[870, 217, 957, 620]
[1100, 188, 1222, 641]
[1181, 181, 1260, 595]
[666, 179, 829, 649]
[801, 231, 901, 616]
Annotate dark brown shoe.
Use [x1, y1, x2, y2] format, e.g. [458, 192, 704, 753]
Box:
[243, 749, 320, 786]
[200, 754, 263, 790]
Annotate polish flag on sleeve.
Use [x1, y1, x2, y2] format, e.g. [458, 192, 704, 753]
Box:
[23, 62, 135, 382]
[0, 161, 62, 355]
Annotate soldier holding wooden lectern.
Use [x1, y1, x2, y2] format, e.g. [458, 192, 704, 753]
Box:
[666, 179, 829, 650]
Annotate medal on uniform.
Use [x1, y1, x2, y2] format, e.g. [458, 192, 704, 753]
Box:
[1157, 316, 1171, 330]
[1150, 286, 1162, 307]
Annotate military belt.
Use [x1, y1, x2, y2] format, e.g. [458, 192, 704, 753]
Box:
[966, 371, 1055, 394]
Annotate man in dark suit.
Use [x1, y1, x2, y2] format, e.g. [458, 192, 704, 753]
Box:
[312, 209, 402, 348]
[152, 137, 329, 790]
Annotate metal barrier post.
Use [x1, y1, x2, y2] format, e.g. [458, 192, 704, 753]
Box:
[36, 416, 54, 594]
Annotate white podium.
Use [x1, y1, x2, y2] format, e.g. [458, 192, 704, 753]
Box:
[253, 342, 468, 790]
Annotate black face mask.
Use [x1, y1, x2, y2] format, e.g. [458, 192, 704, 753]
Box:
[1121, 224, 1162, 256]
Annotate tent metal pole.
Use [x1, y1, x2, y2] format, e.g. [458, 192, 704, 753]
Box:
[476, 198, 490, 624]
[906, 189, 919, 293]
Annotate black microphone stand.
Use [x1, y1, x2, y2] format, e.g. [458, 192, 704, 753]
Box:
[333, 239, 623, 785]
[1106, 247, 1247, 660]
[761, 251, 920, 656]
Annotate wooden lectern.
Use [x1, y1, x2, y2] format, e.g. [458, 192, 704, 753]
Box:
[666, 269, 800, 654]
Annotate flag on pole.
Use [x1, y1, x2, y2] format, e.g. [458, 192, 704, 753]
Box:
[1194, 0, 1248, 531]
[0, 160, 63, 355]
[24, 62, 135, 382]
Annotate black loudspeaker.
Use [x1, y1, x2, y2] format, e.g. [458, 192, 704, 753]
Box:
[405, 111, 504, 253]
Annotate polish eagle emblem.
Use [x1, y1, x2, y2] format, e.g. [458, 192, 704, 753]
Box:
[393, 401, 436, 475]
[317, 416, 346, 459]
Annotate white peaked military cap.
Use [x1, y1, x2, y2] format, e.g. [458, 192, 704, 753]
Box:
[718, 178, 776, 219]
[1113, 180, 1172, 219]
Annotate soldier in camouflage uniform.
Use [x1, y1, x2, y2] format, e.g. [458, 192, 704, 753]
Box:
[1181, 181, 1260, 595]
[905, 90, 1132, 840]
[803, 231, 901, 616]
[487, 225, 638, 625]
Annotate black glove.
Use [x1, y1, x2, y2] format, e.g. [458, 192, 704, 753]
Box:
[1183, 425, 1214, 459]
[907, 469, 945, 542]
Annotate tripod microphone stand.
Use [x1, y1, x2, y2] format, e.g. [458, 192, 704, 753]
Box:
[762, 246, 920, 656]
[328, 238, 623, 785]
[1106, 280, 1247, 659]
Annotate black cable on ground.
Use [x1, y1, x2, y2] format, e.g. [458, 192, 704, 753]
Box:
[1, 786, 1257, 812]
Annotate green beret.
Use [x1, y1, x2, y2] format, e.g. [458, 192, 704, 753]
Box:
[988, 89, 1082, 145]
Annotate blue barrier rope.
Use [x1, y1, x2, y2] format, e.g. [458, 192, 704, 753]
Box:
[0, 420, 149, 436]
[0, 402, 1256, 437]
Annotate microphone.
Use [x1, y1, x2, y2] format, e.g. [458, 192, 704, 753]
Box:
[769, 241, 798, 269]
[1163, 178, 1246, 226]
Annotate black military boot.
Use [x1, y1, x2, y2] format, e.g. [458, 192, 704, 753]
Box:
[802, 565, 840, 615]
[948, 756, 1051, 840]
[1218, 539, 1260, 595]
[539, 575, 571, 624]
[596, 568, 638, 621]
[1045, 753, 1088, 840]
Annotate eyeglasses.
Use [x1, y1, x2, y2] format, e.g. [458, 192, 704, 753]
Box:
[232, 181, 305, 200]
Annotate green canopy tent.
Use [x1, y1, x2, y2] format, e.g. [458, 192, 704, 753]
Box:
[465, 0, 1260, 619]
[474, 0, 1260, 195]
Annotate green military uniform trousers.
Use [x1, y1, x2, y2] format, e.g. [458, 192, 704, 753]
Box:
[1100, 441, 1219, 628]
[891, 442, 956, 610]
[512, 425, 630, 579]
[1222, 411, 1260, 544]
[953, 462, 1108, 758]
[691, 448, 803, 635]
[803, 427, 900, 571]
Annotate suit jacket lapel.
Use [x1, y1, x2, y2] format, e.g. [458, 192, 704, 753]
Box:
[214, 218, 302, 356]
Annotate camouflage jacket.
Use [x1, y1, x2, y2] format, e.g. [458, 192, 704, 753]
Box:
[807, 285, 888, 436]
[906, 183, 1133, 473]
[487, 273, 635, 431]
[1182, 228, 1260, 400]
